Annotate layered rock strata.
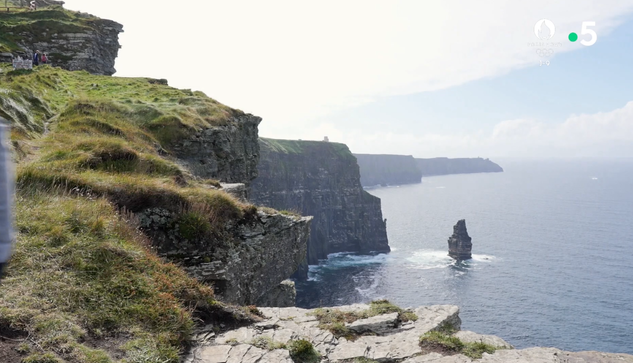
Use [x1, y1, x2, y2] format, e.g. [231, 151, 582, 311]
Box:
[138, 208, 311, 305]
[448, 219, 472, 260]
[251, 138, 390, 276]
[173, 115, 262, 190]
[0, 8, 123, 75]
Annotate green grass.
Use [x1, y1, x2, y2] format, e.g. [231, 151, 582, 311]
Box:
[0, 8, 93, 53]
[0, 57, 268, 363]
[1, 188, 256, 363]
[311, 300, 418, 339]
[260, 137, 355, 161]
[419, 331, 499, 359]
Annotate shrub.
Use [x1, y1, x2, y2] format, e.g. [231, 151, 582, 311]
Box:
[419, 331, 499, 359]
[288, 339, 320, 363]
[419, 331, 464, 352]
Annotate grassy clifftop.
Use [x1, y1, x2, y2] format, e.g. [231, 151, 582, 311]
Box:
[0, 66, 259, 362]
[260, 137, 354, 160]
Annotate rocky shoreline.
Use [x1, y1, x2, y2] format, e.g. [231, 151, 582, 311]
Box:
[183, 304, 633, 363]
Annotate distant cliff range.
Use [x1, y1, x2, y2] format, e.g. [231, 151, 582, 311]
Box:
[416, 157, 503, 177]
[355, 154, 503, 187]
[354, 154, 422, 187]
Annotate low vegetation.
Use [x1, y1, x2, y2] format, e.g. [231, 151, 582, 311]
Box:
[287, 339, 320, 363]
[0, 62, 262, 362]
[311, 299, 418, 340]
[0, 188, 257, 363]
[419, 331, 499, 359]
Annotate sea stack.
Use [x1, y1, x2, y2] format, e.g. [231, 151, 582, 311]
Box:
[448, 219, 472, 260]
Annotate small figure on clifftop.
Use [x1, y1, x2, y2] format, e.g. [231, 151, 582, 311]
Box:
[41, 53, 48, 64]
[33, 50, 40, 66]
[447, 219, 472, 260]
[29, 1, 37, 11]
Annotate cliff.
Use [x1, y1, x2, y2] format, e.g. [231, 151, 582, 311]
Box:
[251, 138, 390, 274]
[138, 207, 311, 305]
[416, 157, 503, 177]
[184, 301, 633, 363]
[0, 3, 123, 75]
[0, 65, 310, 362]
[354, 153, 422, 186]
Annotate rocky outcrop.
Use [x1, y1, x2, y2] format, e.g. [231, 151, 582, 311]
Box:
[256, 280, 297, 308]
[184, 304, 633, 363]
[0, 8, 123, 75]
[173, 115, 262, 190]
[251, 138, 390, 276]
[355, 153, 422, 187]
[137, 208, 312, 305]
[416, 157, 503, 177]
[448, 220, 472, 260]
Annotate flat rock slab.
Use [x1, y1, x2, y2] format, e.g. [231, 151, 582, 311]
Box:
[455, 330, 513, 349]
[561, 351, 633, 363]
[195, 345, 232, 363]
[347, 312, 399, 335]
[186, 305, 633, 363]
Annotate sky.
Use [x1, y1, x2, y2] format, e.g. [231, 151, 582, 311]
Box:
[61, 0, 633, 158]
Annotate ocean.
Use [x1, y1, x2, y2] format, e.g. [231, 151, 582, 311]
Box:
[295, 158, 633, 354]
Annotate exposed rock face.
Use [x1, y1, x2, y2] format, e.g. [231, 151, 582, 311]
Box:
[448, 219, 472, 260]
[416, 157, 503, 177]
[137, 208, 312, 305]
[173, 115, 262, 189]
[354, 153, 422, 186]
[256, 279, 296, 308]
[251, 138, 390, 276]
[0, 9, 123, 75]
[184, 304, 633, 363]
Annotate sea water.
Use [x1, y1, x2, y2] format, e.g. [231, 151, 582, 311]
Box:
[295, 158, 633, 354]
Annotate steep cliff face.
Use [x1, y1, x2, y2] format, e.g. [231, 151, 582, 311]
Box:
[251, 138, 390, 273]
[0, 7, 123, 75]
[416, 157, 503, 176]
[138, 208, 311, 305]
[354, 153, 422, 186]
[172, 114, 262, 188]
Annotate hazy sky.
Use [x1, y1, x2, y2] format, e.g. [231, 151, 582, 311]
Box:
[62, 0, 633, 157]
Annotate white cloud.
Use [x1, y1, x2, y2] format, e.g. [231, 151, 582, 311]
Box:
[62, 0, 633, 140]
[342, 101, 633, 157]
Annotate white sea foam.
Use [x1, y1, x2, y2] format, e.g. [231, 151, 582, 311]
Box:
[406, 250, 496, 269]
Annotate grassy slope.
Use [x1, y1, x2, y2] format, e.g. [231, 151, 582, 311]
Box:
[0, 65, 259, 362]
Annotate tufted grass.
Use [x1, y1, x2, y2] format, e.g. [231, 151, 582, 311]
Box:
[287, 339, 320, 363]
[419, 331, 499, 359]
[1, 187, 257, 363]
[311, 300, 417, 340]
[0, 54, 263, 363]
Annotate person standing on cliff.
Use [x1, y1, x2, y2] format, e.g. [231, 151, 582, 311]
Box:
[0, 117, 15, 280]
[33, 51, 40, 66]
[41, 53, 48, 64]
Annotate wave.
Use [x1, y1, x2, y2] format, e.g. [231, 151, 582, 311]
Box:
[406, 250, 496, 270]
[307, 252, 389, 281]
